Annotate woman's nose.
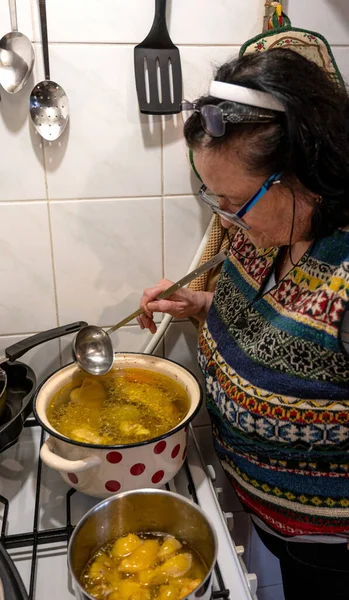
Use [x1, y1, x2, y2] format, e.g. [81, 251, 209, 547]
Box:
[217, 196, 231, 211]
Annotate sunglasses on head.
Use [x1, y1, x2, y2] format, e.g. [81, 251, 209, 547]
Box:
[180, 100, 278, 138]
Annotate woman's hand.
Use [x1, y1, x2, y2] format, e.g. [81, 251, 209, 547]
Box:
[137, 280, 213, 333]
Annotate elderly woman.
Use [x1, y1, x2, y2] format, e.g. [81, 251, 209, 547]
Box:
[138, 48, 349, 599]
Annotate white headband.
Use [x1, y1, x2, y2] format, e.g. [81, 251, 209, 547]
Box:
[209, 81, 285, 113]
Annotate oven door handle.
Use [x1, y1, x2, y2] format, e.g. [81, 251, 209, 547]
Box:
[40, 437, 101, 472]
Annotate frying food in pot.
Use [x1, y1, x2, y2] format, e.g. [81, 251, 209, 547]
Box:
[47, 369, 190, 445]
[80, 533, 207, 600]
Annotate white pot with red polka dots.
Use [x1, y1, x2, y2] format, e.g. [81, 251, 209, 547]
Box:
[34, 353, 202, 498]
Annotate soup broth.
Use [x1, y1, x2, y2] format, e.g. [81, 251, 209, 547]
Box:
[47, 368, 190, 445]
[80, 532, 207, 600]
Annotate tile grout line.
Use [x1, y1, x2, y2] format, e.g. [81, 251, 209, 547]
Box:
[42, 141, 63, 366]
[30, 41, 246, 48]
[0, 320, 189, 338]
[160, 116, 167, 358]
[29, 0, 63, 359]
[0, 193, 196, 204]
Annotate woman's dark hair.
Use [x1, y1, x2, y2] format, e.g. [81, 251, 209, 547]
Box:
[184, 48, 349, 238]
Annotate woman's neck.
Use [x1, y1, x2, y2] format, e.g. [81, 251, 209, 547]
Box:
[275, 239, 313, 282]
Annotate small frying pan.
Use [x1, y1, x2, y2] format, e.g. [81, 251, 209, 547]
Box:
[0, 321, 87, 424]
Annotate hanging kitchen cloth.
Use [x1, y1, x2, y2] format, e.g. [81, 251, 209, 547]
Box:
[187, 12, 344, 304]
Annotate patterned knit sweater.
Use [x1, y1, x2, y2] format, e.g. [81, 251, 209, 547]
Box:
[198, 228, 349, 537]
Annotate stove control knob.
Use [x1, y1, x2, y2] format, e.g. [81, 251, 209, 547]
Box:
[247, 573, 258, 595]
[223, 511, 234, 530]
[207, 464, 216, 482]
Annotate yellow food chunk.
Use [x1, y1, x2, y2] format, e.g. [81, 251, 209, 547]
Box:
[158, 554, 193, 579]
[104, 569, 122, 588]
[129, 590, 151, 600]
[137, 568, 154, 585]
[157, 536, 182, 561]
[88, 552, 114, 580]
[111, 534, 142, 558]
[70, 427, 106, 444]
[71, 378, 107, 407]
[118, 580, 141, 600]
[178, 579, 201, 598]
[119, 422, 150, 437]
[119, 540, 160, 573]
[108, 404, 141, 423]
[158, 585, 180, 600]
[88, 584, 109, 600]
[109, 593, 121, 600]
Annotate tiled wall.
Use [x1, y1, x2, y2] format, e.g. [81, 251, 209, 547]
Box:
[0, 0, 263, 384]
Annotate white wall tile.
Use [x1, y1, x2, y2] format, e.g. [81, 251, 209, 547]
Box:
[163, 46, 240, 195]
[0, 46, 46, 201]
[285, 0, 349, 46]
[49, 198, 162, 326]
[0, 335, 60, 384]
[40, 44, 162, 199]
[31, 0, 263, 45]
[0, 203, 56, 335]
[332, 47, 349, 87]
[164, 195, 212, 281]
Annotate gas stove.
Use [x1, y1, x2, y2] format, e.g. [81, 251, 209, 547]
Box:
[0, 420, 258, 600]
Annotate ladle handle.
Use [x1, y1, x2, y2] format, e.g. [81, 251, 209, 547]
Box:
[39, 0, 50, 81]
[107, 249, 229, 334]
[5, 321, 87, 362]
[9, 0, 18, 32]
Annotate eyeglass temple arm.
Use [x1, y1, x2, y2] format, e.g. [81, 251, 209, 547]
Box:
[237, 172, 282, 218]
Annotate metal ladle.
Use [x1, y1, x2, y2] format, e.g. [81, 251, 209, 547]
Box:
[0, 0, 34, 94]
[29, 0, 69, 141]
[72, 249, 229, 376]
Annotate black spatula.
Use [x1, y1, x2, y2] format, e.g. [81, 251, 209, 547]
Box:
[134, 0, 182, 115]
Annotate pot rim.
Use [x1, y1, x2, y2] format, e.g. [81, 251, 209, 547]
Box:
[67, 487, 218, 600]
[33, 353, 203, 450]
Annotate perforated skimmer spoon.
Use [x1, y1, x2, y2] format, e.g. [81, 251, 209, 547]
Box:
[29, 0, 69, 140]
[72, 249, 229, 376]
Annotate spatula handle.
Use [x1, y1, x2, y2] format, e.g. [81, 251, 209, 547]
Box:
[155, 0, 167, 22]
[107, 249, 229, 334]
[145, 0, 173, 46]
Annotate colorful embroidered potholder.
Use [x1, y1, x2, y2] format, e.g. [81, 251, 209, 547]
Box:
[239, 24, 344, 88]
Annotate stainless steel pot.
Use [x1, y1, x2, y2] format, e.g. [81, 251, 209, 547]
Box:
[68, 489, 218, 600]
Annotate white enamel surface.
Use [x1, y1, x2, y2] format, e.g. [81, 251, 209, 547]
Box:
[43, 428, 187, 498]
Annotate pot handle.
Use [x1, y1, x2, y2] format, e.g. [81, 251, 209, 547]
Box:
[5, 321, 88, 362]
[40, 436, 101, 473]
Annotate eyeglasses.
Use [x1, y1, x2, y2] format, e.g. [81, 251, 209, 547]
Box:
[180, 99, 277, 138]
[199, 172, 283, 230]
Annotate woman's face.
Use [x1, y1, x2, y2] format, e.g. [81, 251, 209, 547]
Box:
[193, 145, 314, 248]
